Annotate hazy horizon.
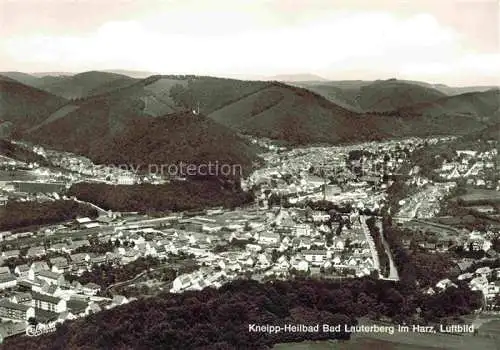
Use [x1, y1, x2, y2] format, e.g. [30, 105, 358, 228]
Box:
[1, 0, 499, 87]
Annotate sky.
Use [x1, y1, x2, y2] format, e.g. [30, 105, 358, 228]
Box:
[1, 0, 499, 86]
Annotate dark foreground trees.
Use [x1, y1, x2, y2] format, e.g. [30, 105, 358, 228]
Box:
[2, 277, 481, 350]
[68, 180, 254, 213]
[0, 199, 97, 231]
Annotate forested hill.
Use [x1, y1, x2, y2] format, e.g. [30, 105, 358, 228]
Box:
[2, 72, 494, 149]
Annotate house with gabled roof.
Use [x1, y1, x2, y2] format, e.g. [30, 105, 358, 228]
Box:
[104, 295, 129, 309]
[171, 274, 193, 293]
[66, 298, 88, 317]
[2, 250, 19, 259]
[30, 261, 50, 273]
[14, 264, 30, 278]
[26, 246, 46, 258]
[49, 243, 69, 253]
[36, 270, 65, 286]
[42, 284, 63, 296]
[82, 282, 101, 296]
[70, 253, 90, 267]
[89, 254, 107, 265]
[85, 301, 101, 315]
[50, 257, 69, 274]
[0, 266, 10, 278]
[436, 278, 458, 290]
[28, 261, 50, 280]
[57, 310, 77, 324]
[0, 275, 17, 290]
[10, 292, 32, 305]
[302, 250, 327, 266]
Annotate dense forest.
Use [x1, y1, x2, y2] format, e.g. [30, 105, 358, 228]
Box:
[0, 199, 97, 231]
[67, 180, 254, 213]
[366, 217, 390, 278]
[0, 79, 67, 133]
[2, 277, 481, 350]
[88, 112, 259, 179]
[382, 216, 457, 290]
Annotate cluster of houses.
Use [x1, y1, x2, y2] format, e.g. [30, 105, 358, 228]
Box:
[170, 209, 380, 293]
[0, 289, 133, 342]
[436, 148, 498, 189]
[0, 257, 134, 342]
[242, 137, 439, 217]
[433, 265, 500, 310]
[397, 181, 457, 219]
[36, 146, 165, 185]
[3, 134, 496, 341]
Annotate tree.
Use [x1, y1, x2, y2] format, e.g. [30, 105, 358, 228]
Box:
[271, 249, 280, 263]
[268, 193, 281, 207]
[325, 231, 334, 246]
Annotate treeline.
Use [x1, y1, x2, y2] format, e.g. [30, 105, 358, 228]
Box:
[0, 199, 97, 231]
[382, 217, 457, 290]
[65, 257, 164, 290]
[366, 217, 390, 277]
[2, 278, 482, 350]
[384, 176, 413, 214]
[304, 200, 353, 213]
[67, 180, 254, 213]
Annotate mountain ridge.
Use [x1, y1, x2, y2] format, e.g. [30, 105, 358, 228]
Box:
[1, 72, 496, 152]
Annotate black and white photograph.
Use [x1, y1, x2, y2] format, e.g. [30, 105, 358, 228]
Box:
[0, 0, 499, 349]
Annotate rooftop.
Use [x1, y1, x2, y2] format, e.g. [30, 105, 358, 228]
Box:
[32, 291, 61, 304]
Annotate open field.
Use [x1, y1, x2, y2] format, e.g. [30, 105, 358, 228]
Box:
[274, 316, 500, 350]
[273, 331, 499, 350]
[476, 319, 500, 339]
[0, 170, 38, 181]
[274, 339, 440, 350]
[457, 189, 500, 205]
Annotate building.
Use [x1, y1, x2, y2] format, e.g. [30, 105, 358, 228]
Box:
[1, 250, 19, 259]
[302, 250, 327, 266]
[171, 275, 193, 293]
[69, 253, 90, 267]
[66, 298, 89, 317]
[50, 257, 70, 274]
[0, 267, 10, 278]
[57, 311, 77, 324]
[75, 217, 92, 226]
[14, 264, 30, 278]
[26, 246, 46, 258]
[31, 292, 66, 313]
[30, 261, 50, 273]
[257, 231, 280, 245]
[0, 299, 35, 320]
[36, 270, 65, 286]
[10, 292, 32, 305]
[0, 275, 17, 290]
[105, 295, 129, 309]
[82, 283, 101, 296]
